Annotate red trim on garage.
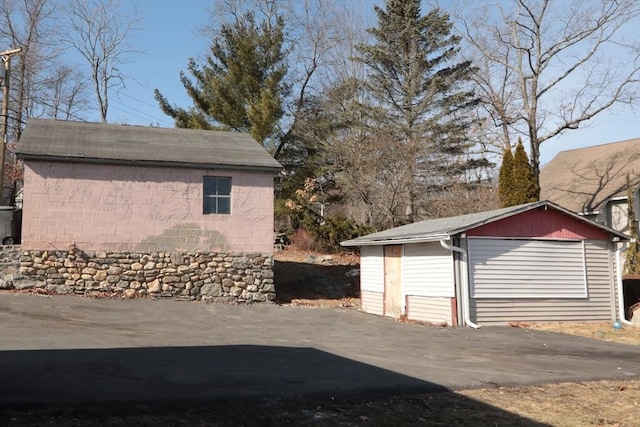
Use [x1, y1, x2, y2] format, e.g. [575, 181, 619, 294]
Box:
[466, 207, 609, 240]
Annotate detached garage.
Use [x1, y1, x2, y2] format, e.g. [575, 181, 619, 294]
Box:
[342, 201, 628, 327]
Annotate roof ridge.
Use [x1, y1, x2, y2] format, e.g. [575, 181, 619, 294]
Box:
[17, 118, 282, 171]
[553, 137, 640, 156]
[341, 200, 627, 247]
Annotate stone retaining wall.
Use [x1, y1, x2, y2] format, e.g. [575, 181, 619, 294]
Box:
[1, 246, 275, 303]
[0, 245, 21, 265]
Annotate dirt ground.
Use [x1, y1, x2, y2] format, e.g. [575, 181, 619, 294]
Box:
[273, 248, 361, 308]
[461, 380, 640, 427]
[2, 248, 639, 426]
[3, 379, 638, 426]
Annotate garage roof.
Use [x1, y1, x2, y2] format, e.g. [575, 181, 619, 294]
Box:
[16, 119, 282, 173]
[341, 200, 628, 246]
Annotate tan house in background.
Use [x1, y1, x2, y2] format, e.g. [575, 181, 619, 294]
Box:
[540, 138, 640, 234]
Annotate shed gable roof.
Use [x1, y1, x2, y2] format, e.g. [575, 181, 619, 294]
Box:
[341, 201, 627, 246]
[539, 138, 640, 214]
[16, 119, 282, 172]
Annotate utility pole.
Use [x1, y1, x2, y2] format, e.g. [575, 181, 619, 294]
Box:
[0, 48, 21, 204]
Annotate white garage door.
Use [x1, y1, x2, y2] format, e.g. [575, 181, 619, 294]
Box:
[468, 238, 587, 299]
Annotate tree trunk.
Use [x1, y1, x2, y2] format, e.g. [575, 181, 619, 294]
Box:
[528, 131, 541, 201]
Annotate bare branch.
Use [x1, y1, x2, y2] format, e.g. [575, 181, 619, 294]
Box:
[63, 0, 141, 122]
[460, 0, 640, 191]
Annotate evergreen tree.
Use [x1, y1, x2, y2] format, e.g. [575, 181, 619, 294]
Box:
[625, 174, 639, 275]
[498, 146, 514, 207]
[355, 0, 482, 220]
[511, 138, 539, 205]
[154, 11, 287, 149]
[498, 138, 539, 207]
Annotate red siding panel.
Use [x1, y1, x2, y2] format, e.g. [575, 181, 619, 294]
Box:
[466, 207, 609, 240]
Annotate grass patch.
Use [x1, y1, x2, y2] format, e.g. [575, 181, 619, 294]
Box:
[527, 321, 640, 346]
[461, 380, 640, 427]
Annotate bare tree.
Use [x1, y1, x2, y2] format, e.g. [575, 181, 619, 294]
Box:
[0, 0, 60, 139]
[331, 130, 414, 229]
[37, 65, 91, 120]
[0, 0, 69, 202]
[461, 0, 640, 193]
[64, 0, 140, 122]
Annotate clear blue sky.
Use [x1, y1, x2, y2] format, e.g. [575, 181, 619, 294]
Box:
[103, 0, 639, 167]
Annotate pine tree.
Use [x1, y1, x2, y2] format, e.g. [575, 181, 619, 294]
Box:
[625, 174, 639, 275]
[498, 138, 539, 207]
[511, 138, 539, 205]
[498, 146, 514, 207]
[154, 11, 287, 149]
[355, 0, 482, 220]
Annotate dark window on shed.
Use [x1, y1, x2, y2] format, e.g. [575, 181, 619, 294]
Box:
[203, 177, 231, 214]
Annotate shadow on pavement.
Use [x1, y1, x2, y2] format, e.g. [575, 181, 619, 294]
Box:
[0, 344, 549, 425]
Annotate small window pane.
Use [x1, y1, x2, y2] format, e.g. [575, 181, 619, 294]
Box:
[203, 177, 217, 195]
[217, 177, 231, 195]
[203, 197, 216, 214]
[218, 197, 230, 214]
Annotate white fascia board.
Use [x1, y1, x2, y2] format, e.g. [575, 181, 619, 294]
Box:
[578, 210, 600, 216]
[341, 234, 450, 247]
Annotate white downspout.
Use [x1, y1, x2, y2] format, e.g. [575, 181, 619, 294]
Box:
[440, 239, 479, 329]
[616, 242, 633, 326]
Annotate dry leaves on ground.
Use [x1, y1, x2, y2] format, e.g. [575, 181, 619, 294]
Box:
[527, 321, 640, 346]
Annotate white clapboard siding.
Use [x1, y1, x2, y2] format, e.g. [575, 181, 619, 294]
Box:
[406, 295, 452, 325]
[469, 238, 587, 298]
[403, 242, 454, 297]
[360, 246, 384, 293]
[361, 290, 384, 316]
[470, 240, 614, 325]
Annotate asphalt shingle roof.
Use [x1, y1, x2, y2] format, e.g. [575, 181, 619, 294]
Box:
[341, 200, 627, 246]
[16, 119, 282, 172]
[540, 138, 640, 214]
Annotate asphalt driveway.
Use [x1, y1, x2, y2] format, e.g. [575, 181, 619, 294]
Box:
[0, 293, 638, 407]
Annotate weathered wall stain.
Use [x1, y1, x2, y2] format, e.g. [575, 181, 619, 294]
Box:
[21, 162, 274, 253]
[137, 223, 228, 252]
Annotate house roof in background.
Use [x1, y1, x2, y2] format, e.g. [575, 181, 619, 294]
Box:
[540, 138, 640, 214]
[16, 119, 282, 172]
[341, 200, 627, 246]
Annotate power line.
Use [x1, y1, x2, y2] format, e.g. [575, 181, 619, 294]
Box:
[117, 91, 165, 109]
[21, 100, 89, 123]
[109, 102, 173, 126]
[38, 67, 175, 125]
[111, 91, 175, 126]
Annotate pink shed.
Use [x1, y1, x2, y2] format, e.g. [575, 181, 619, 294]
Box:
[17, 119, 281, 253]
